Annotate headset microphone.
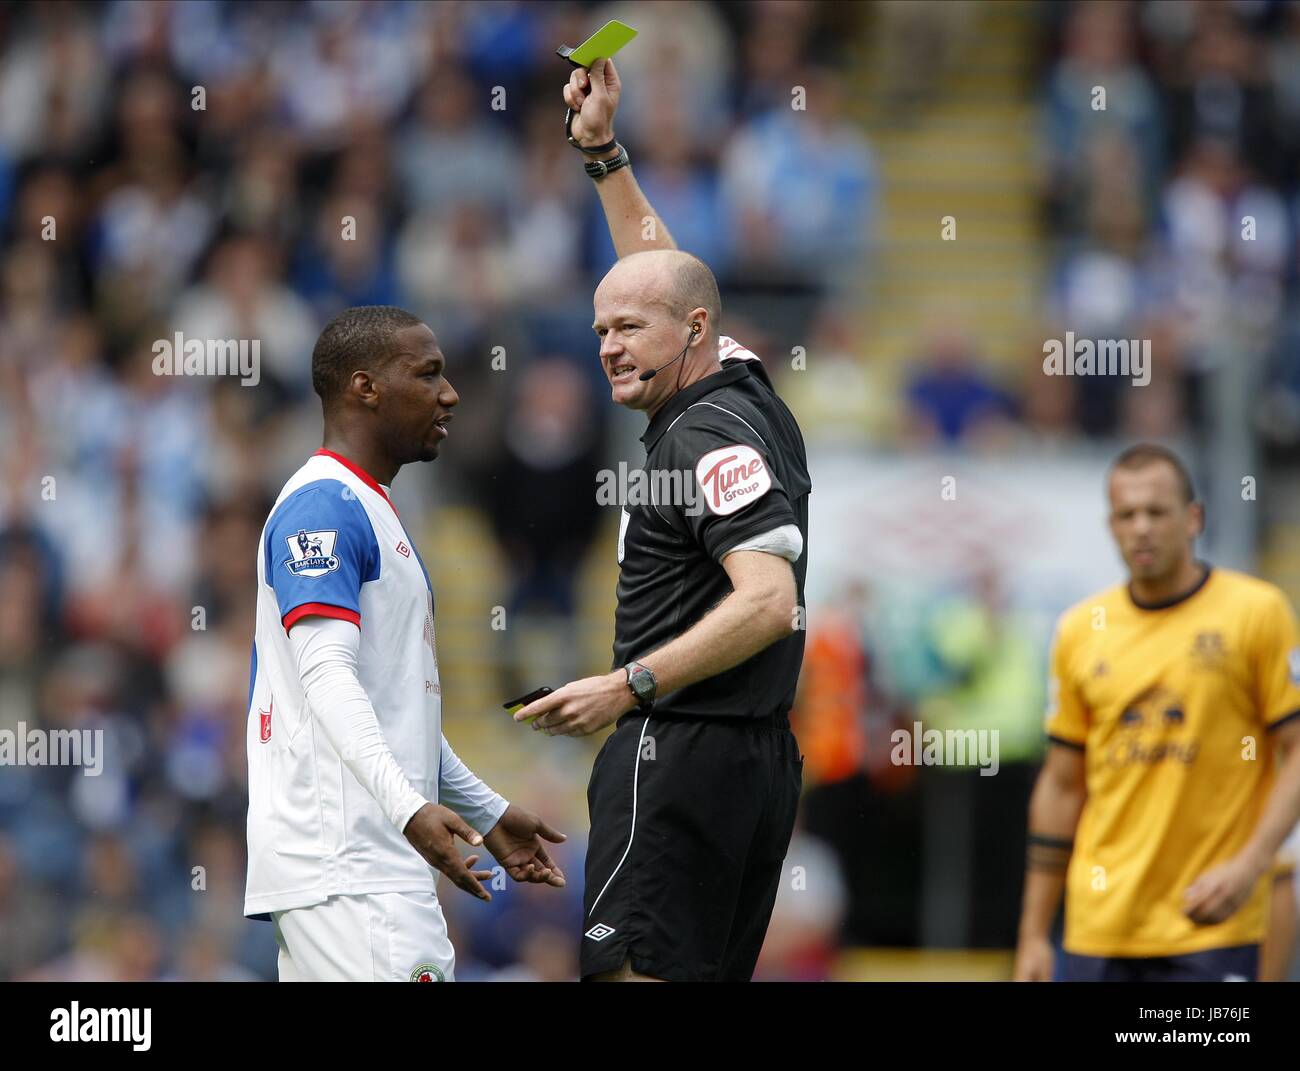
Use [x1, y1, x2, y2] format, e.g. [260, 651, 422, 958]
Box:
[638, 324, 701, 382]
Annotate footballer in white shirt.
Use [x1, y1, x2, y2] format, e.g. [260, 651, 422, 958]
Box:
[245, 305, 567, 982]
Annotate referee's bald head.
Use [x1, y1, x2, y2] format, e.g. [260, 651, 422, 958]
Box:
[601, 250, 721, 338]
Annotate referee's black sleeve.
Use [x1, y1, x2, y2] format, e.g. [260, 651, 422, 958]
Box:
[654, 410, 798, 563]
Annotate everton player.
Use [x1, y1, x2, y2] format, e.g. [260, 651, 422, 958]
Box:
[1015, 445, 1300, 982]
[516, 58, 811, 981]
[245, 306, 566, 982]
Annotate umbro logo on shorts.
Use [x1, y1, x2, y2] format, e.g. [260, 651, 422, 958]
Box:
[584, 923, 616, 942]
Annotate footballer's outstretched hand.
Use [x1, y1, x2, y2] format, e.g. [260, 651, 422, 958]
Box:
[403, 803, 495, 901]
[563, 56, 620, 148]
[483, 804, 568, 887]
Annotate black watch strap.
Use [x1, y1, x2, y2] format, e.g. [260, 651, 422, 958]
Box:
[585, 144, 629, 180]
[565, 107, 618, 154]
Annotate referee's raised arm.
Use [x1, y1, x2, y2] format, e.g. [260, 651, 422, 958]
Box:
[563, 57, 676, 256]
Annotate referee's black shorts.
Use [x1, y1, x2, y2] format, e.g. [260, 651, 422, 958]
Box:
[580, 711, 803, 982]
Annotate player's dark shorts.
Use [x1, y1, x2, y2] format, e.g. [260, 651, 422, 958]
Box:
[1056, 944, 1259, 982]
[580, 712, 802, 981]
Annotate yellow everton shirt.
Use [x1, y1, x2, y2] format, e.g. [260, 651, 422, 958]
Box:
[1046, 566, 1300, 957]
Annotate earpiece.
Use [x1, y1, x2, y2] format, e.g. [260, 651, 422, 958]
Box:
[690, 323, 701, 335]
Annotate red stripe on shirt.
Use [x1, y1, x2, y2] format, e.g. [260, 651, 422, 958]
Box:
[283, 602, 361, 632]
[313, 449, 396, 511]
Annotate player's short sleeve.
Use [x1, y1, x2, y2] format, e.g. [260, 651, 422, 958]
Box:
[1250, 587, 1300, 730]
[1276, 824, 1300, 881]
[1044, 612, 1089, 749]
[265, 481, 381, 631]
[655, 409, 798, 563]
[1272, 852, 1296, 882]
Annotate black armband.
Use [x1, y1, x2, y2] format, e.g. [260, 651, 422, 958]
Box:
[1026, 832, 1074, 873]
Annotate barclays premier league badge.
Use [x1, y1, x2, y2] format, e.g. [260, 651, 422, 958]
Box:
[284, 529, 341, 578]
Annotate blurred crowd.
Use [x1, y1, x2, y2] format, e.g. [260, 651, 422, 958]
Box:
[898, 0, 1300, 449]
[2, 0, 1299, 982]
[1036, 0, 1300, 447]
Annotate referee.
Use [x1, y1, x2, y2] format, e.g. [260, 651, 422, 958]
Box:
[514, 57, 811, 982]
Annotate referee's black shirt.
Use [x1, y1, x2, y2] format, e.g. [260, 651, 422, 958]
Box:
[611, 349, 811, 723]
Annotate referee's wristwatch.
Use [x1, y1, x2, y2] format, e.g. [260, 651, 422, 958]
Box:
[624, 661, 657, 711]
